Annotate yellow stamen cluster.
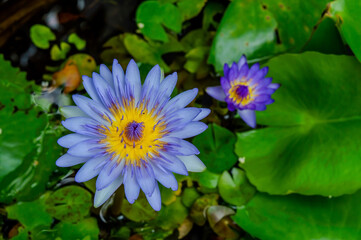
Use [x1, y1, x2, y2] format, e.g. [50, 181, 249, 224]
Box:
[99, 99, 167, 166]
[228, 78, 256, 106]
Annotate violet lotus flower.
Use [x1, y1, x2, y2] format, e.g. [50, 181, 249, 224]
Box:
[206, 55, 279, 128]
[56, 59, 209, 211]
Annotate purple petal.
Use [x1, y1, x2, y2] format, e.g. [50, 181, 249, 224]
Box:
[93, 72, 117, 109]
[226, 100, 236, 111]
[193, 108, 211, 121]
[166, 108, 201, 130]
[112, 59, 125, 98]
[238, 63, 249, 79]
[158, 152, 188, 175]
[56, 154, 88, 167]
[99, 64, 114, 87]
[247, 63, 260, 79]
[177, 155, 206, 172]
[245, 103, 256, 110]
[255, 77, 273, 89]
[72, 94, 111, 125]
[159, 72, 177, 98]
[223, 63, 230, 77]
[96, 159, 125, 190]
[151, 163, 178, 191]
[237, 55, 247, 69]
[228, 62, 238, 80]
[268, 83, 280, 89]
[220, 76, 231, 91]
[125, 59, 141, 103]
[255, 87, 277, 95]
[135, 164, 156, 196]
[145, 183, 161, 211]
[57, 133, 91, 148]
[67, 139, 103, 157]
[82, 75, 102, 103]
[75, 155, 108, 182]
[143, 65, 161, 98]
[124, 166, 140, 203]
[206, 86, 226, 102]
[264, 98, 275, 105]
[255, 104, 267, 111]
[254, 94, 271, 103]
[164, 88, 198, 113]
[168, 122, 208, 139]
[164, 137, 199, 156]
[238, 109, 256, 128]
[94, 174, 123, 207]
[250, 67, 268, 85]
[62, 117, 100, 137]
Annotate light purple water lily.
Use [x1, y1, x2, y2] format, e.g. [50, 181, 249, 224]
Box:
[206, 55, 279, 128]
[56, 59, 209, 211]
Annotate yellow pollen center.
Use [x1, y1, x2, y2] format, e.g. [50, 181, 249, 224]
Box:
[228, 79, 256, 106]
[98, 99, 167, 166]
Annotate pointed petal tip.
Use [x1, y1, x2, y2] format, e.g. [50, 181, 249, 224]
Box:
[146, 185, 162, 211]
[55, 158, 63, 167]
[206, 86, 226, 102]
[93, 200, 101, 208]
[94, 175, 123, 208]
[238, 109, 257, 128]
[82, 75, 91, 81]
[202, 108, 211, 118]
[128, 59, 137, 67]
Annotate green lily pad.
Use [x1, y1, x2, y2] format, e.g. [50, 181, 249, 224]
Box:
[302, 17, 347, 55]
[0, 123, 63, 203]
[184, 46, 209, 74]
[330, 0, 361, 63]
[0, 54, 40, 109]
[177, 0, 206, 21]
[123, 33, 184, 72]
[218, 168, 256, 206]
[54, 217, 99, 240]
[202, 1, 225, 30]
[30, 24, 56, 49]
[136, 1, 182, 42]
[193, 123, 238, 174]
[68, 33, 86, 50]
[209, 0, 329, 72]
[45, 186, 92, 223]
[235, 52, 361, 197]
[160, 185, 177, 205]
[6, 193, 52, 230]
[121, 192, 158, 222]
[50, 42, 71, 61]
[190, 170, 220, 193]
[0, 110, 47, 192]
[100, 34, 129, 65]
[180, 29, 210, 51]
[181, 187, 200, 208]
[154, 198, 188, 230]
[0, 55, 48, 198]
[233, 190, 361, 240]
[12, 227, 28, 240]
